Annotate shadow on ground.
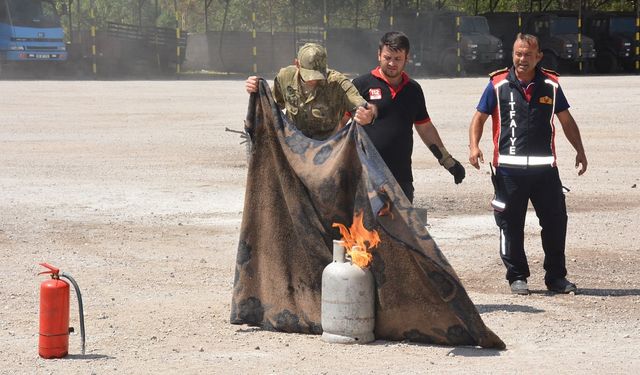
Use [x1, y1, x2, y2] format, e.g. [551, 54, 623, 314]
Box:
[448, 347, 503, 357]
[65, 354, 114, 360]
[476, 304, 545, 314]
[576, 288, 640, 297]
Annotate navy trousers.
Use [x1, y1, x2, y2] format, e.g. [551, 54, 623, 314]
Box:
[494, 167, 568, 283]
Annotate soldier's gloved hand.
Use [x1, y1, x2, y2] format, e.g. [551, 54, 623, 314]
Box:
[429, 144, 466, 184]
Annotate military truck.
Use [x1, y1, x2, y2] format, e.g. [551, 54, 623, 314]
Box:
[585, 12, 637, 73]
[382, 10, 504, 75]
[484, 12, 596, 72]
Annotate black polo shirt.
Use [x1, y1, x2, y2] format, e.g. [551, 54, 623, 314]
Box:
[352, 68, 430, 183]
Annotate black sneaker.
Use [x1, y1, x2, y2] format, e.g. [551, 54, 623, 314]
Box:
[510, 279, 530, 295]
[545, 278, 577, 294]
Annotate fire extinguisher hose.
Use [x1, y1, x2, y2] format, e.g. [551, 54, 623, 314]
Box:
[60, 272, 86, 355]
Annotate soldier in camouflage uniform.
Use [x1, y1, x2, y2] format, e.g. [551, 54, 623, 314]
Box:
[246, 43, 376, 140]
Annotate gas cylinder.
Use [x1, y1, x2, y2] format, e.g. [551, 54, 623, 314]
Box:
[321, 240, 375, 344]
[38, 263, 86, 359]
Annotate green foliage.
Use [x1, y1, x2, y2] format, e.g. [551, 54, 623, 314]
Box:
[52, 0, 640, 36]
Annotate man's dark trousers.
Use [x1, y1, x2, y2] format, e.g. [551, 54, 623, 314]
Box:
[494, 167, 568, 283]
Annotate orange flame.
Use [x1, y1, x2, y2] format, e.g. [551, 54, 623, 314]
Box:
[332, 210, 380, 268]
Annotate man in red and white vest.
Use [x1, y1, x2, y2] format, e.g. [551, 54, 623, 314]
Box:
[468, 33, 588, 295]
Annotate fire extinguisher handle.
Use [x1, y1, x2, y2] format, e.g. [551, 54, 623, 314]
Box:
[38, 263, 60, 276]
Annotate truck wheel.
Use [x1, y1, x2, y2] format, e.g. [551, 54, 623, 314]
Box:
[443, 52, 463, 77]
[541, 52, 558, 71]
[621, 60, 635, 72]
[595, 51, 617, 74]
[580, 60, 592, 74]
[407, 61, 424, 77]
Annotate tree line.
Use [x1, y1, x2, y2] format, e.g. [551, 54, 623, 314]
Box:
[52, 0, 637, 34]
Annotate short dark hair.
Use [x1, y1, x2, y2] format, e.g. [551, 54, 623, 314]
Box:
[514, 33, 540, 52]
[379, 31, 410, 53]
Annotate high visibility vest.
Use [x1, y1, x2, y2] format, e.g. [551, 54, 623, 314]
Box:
[490, 68, 559, 169]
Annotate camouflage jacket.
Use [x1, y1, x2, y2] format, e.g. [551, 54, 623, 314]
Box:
[273, 66, 366, 140]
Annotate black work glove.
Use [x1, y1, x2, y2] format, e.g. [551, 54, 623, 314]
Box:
[447, 159, 466, 184]
[429, 144, 466, 185]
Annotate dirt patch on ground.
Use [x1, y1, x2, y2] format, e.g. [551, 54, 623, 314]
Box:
[1, 76, 639, 373]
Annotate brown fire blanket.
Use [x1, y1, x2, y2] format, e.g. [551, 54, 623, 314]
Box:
[230, 80, 505, 349]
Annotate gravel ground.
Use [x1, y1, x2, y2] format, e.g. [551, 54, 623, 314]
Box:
[1, 76, 639, 374]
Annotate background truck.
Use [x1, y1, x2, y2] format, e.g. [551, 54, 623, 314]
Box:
[67, 21, 187, 77]
[383, 10, 504, 76]
[585, 12, 637, 73]
[483, 12, 596, 73]
[0, 0, 67, 75]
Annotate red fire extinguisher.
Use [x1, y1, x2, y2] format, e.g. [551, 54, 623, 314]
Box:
[38, 263, 86, 358]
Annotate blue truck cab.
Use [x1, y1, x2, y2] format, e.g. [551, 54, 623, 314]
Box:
[0, 0, 66, 69]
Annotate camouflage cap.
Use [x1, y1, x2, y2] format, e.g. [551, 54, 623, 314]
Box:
[297, 43, 328, 81]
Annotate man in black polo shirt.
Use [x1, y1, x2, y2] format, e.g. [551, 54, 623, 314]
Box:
[351, 31, 465, 203]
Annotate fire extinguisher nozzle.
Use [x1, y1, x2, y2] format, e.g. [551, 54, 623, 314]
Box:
[60, 272, 86, 357]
